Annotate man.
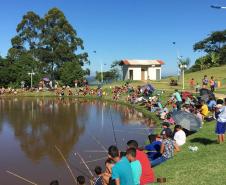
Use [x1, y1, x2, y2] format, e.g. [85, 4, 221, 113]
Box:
[145, 134, 162, 161]
[160, 122, 173, 138]
[173, 125, 186, 146]
[172, 89, 182, 110]
[126, 148, 142, 185]
[127, 140, 155, 185]
[108, 145, 135, 185]
[215, 98, 226, 143]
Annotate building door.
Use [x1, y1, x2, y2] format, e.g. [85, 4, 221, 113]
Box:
[129, 70, 133, 80]
[156, 69, 160, 80]
[141, 68, 145, 80]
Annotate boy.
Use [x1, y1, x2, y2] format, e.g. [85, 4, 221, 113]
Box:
[94, 166, 103, 185]
[77, 176, 86, 185]
[174, 125, 186, 146]
[127, 140, 155, 185]
[215, 98, 226, 143]
[126, 148, 142, 185]
[108, 145, 135, 185]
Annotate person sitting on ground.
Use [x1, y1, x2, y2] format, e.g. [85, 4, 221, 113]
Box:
[94, 166, 104, 185]
[145, 134, 162, 161]
[50, 180, 59, 185]
[207, 97, 216, 111]
[77, 176, 86, 185]
[160, 122, 173, 138]
[108, 145, 135, 185]
[200, 100, 209, 119]
[102, 158, 116, 185]
[215, 98, 226, 144]
[127, 140, 155, 185]
[173, 125, 186, 146]
[126, 148, 142, 185]
[151, 129, 180, 167]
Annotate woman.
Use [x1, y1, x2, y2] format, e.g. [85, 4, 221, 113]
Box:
[151, 129, 180, 167]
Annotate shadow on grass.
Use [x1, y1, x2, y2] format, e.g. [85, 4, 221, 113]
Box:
[190, 138, 216, 145]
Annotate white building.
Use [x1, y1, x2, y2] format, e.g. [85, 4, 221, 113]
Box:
[120, 59, 164, 81]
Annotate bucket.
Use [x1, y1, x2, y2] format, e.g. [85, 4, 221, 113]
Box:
[157, 177, 167, 183]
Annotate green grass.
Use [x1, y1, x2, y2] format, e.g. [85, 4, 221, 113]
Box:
[154, 121, 226, 185]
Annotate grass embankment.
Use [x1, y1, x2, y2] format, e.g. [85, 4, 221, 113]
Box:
[154, 121, 226, 185]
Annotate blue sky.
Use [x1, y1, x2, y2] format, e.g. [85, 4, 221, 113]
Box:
[0, 0, 226, 75]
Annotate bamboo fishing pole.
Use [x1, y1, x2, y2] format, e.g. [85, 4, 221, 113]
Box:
[74, 152, 94, 178]
[6, 170, 38, 185]
[55, 145, 77, 184]
[88, 133, 108, 152]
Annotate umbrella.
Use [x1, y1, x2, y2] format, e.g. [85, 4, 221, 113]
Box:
[43, 77, 50, 82]
[172, 111, 201, 131]
[141, 84, 155, 93]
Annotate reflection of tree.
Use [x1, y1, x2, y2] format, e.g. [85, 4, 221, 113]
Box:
[0, 98, 87, 163]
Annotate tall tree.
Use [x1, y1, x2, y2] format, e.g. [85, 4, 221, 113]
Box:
[40, 8, 88, 79]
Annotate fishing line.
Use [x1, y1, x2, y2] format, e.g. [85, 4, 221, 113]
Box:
[109, 108, 118, 147]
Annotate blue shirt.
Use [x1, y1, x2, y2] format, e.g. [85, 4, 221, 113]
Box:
[130, 160, 142, 185]
[208, 100, 216, 110]
[112, 157, 135, 185]
[145, 141, 162, 160]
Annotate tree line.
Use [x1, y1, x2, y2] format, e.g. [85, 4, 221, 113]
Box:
[189, 30, 226, 72]
[0, 8, 88, 87]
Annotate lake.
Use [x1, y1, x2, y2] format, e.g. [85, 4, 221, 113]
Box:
[0, 97, 156, 185]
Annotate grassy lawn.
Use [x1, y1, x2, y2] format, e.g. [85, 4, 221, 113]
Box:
[2, 66, 226, 184]
[154, 121, 226, 185]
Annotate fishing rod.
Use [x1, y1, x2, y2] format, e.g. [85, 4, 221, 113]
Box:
[109, 108, 118, 147]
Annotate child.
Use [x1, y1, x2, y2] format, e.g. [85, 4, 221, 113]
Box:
[126, 148, 142, 185]
[77, 176, 86, 185]
[50, 180, 59, 185]
[195, 83, 200, 93]
[94, 166, 103, 185]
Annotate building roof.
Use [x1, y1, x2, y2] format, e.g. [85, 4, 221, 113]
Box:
[120, 59, 164, 66]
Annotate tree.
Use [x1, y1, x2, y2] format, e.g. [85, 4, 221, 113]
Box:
[110, 60, 122, 80]
[6, 8, 88, 86]
[193, 30, 226, 53]
[60, 61, 85, 86]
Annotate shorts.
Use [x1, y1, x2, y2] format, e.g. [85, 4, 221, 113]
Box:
[215, 121, 226, 135]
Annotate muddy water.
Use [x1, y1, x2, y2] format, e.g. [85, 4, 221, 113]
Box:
[0, 97, 156, 185]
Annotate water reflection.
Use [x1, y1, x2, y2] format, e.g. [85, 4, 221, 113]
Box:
[0, 97, 155, 185]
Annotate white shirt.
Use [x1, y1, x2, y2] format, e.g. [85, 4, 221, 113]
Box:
[174, 130, 186, 146]
[218, 106, 226, 123]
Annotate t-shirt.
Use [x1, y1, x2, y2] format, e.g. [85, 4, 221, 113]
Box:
[174, 130, 186, 146]
[208, 100, 216, 110]
[145, 141, 162, 160]
[162, 138, 174, 159]
[201, 104, 209, 116]
[173, 92, 182, 102]
[217, 106, 226, 123]
[130, 160, 142, 185]
[112, 157, 135, 185]
[136, 150, 155, 185]
[94, 176, 103, 185]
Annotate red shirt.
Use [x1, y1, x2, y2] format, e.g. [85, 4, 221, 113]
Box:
[136, 149, 155, 184]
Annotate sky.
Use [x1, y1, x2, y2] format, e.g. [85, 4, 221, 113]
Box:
[0, 0, 226, 76]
